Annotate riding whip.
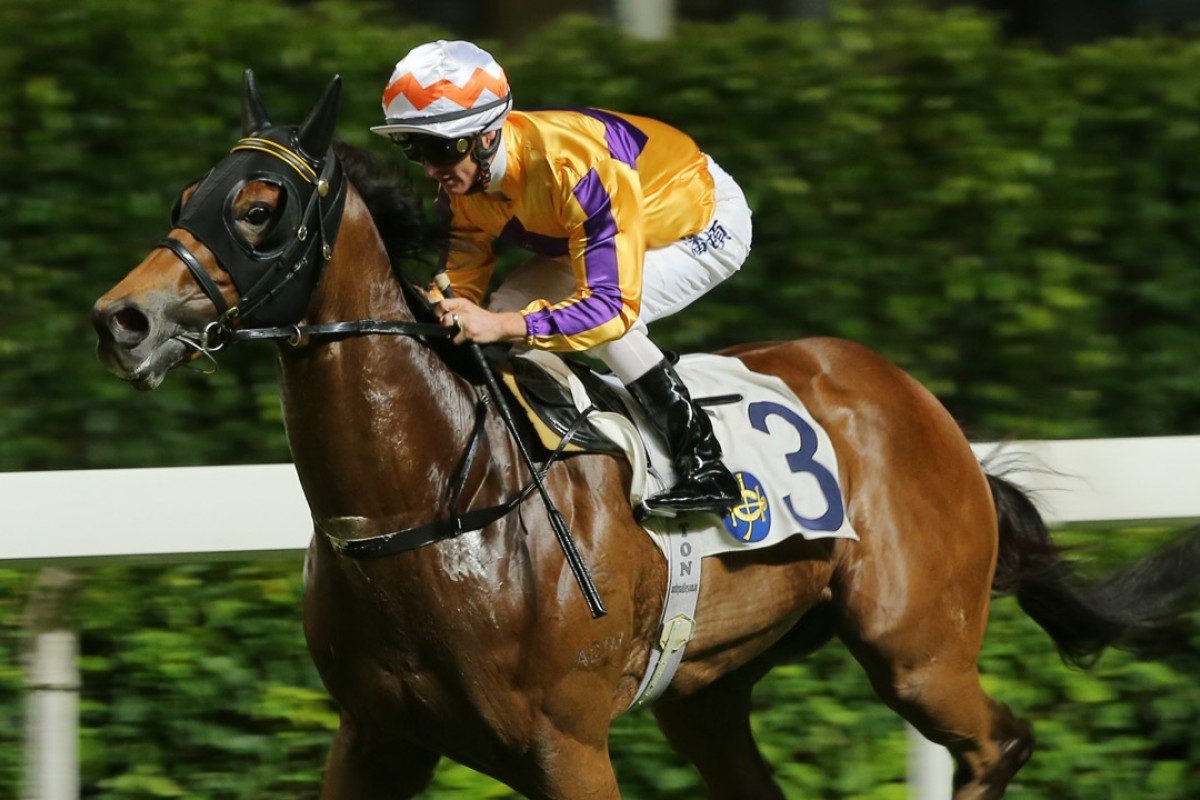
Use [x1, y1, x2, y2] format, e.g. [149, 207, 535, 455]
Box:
[433, 272, 607, 619]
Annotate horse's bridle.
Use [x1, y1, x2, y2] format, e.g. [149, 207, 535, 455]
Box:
[161, 129, 349, 347]
[160, 132, 456, 368]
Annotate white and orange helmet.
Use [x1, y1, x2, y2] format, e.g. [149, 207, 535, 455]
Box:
[371, 40, 513, 140]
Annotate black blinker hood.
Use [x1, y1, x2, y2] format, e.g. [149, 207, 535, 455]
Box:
[172, 72, 346, 327]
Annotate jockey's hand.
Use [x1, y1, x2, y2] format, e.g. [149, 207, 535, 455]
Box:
[435, 297, 526, 345]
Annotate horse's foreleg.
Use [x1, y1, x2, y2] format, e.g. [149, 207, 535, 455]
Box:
[319, 715, 441, 800]
[651, 661, 785, 800]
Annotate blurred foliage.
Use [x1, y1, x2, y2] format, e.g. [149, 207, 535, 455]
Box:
[1, 0, 1199, 797]
[1, 526, 1196, 799]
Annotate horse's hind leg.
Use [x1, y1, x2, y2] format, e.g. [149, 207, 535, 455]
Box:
[840, 601, 1034, 799]
[319, 716, 441, 800]
[852, 641, 1032, 799]
[652, 660, 785, 800]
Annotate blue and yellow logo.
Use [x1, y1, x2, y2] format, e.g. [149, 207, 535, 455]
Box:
[722, 471, 771, 543]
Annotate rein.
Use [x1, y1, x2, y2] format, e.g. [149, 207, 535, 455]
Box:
[174, 307, 574, 558]
[175, 316, 454, 368]
[321, 401, 597, 558]
[173, 306, 588, 560]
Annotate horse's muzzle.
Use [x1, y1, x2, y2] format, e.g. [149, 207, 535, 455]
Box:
[92, 297, 191, 390]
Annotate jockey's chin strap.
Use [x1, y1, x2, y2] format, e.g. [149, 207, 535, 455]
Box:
[466, 131, 502, 194]
[320, 398, 597, 558]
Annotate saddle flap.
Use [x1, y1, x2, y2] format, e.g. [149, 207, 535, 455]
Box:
[500, 351, 631, 457]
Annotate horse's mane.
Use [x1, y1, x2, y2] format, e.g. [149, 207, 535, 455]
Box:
[331, 141, 484, 381]
[332, 141, 447, 285]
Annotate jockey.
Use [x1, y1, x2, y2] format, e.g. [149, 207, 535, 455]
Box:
[372, 40, 753, 517]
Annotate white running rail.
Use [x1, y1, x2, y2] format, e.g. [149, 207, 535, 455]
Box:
[2, 436, 1199, 799]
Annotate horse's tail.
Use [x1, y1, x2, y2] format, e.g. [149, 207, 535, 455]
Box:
[987, 472, 1200, 668]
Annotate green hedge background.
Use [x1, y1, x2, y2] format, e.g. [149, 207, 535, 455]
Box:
[1, 0, 1197, 797]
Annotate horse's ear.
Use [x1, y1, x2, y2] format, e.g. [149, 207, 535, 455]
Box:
[297, 75, 342, 160]
[241, 69, 271, 135]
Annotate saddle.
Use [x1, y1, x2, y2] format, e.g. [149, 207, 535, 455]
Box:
[497, 347, 858, 546]
[494, 347, 854, 710]
[496, 348, 858, 709]
[497, 351, 633, 458]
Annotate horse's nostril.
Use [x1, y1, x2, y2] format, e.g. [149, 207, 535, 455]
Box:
[112, 306, 150, 336]
[94, 301, 151, 347]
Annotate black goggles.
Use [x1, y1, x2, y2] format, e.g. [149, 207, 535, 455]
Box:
[389, 133, 474, 166]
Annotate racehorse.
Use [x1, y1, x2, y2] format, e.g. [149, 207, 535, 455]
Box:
[92, 73, 1200, 800]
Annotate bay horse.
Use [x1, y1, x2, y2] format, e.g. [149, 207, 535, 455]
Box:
[92, 74, 1200, 800]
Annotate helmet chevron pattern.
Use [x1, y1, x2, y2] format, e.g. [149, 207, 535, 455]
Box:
[383, 68, 509, 112]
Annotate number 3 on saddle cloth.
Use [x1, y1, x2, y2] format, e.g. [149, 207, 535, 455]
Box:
[498, 350, 859, 709]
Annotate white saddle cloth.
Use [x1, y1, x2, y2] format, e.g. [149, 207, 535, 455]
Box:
[516, 349, 861, 708]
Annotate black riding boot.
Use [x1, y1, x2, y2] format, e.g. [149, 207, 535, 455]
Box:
[627, 360, 740, 516]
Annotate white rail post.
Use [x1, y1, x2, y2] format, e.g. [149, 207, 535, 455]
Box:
[23, 568, 81, 800]
[616, 0, 673, 40]
[907, 724, 953, 800]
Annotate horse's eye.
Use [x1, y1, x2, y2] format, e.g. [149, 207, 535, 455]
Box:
[245, 205, 273, 226]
